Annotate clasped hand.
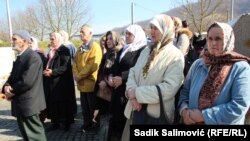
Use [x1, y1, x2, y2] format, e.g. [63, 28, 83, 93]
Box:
[181, 108, 204, 125]
[126, 88, 142, 111]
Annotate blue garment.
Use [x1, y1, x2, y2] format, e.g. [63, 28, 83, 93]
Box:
[178, 58, 250, 124]
[65, 44, 77, 63]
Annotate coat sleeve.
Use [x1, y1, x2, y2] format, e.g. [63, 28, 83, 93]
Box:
[135, 56, 184, 104]
[11, 55, 42, 95]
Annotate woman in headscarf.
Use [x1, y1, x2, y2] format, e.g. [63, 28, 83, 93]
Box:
[108, 24, 147, 139]
[43, 32, 77, 131]
[178, 22, 250, 125]
[121, 14, 184, 140]
[59, 30, 77, 63]
[30, 36, 48, 123]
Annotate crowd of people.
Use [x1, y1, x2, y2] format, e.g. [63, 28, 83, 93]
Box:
[1, 13, 250, 141]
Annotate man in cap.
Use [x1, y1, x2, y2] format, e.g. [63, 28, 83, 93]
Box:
[2, 30, 47, 141]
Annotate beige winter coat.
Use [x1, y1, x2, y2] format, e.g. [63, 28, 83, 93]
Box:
[124, 42, 184, 123]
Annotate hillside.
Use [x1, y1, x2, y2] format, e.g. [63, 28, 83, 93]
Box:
[111, 0, 250, 34]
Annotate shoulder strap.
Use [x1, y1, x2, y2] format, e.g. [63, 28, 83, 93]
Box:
[156, 85, 170, 123]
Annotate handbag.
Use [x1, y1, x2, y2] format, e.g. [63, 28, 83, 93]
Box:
[133, 85, 170, 125]
[96, 86, 112, 102]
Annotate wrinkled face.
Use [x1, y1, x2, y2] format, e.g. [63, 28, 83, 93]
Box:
[12, 35, 26, 53]
[106, 34, 115, 49]
[150, 24, 162, 43]
[207, 27, 224, 56]
[50, 33, 57, 47]
[125, 31, 135, 44]
[80, 26, 92, 44]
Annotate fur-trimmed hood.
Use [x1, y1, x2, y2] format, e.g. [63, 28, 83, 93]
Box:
[177, 28, 193, 39]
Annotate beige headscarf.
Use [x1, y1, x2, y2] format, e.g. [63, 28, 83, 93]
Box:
[143, 14, 175, 79]
[47, 32, 63, 68]
[149, 14, 175, 51]
[59, 30, 72, 45]
[214, 22, 235, 52]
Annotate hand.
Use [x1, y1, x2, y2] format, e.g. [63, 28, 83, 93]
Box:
[189, 109, 204, 123]
[107, 76, 115, 87]
[181, 109, 196, 125]
[126, 88, 136, 100]
[43, 69, 53, 77]
[112, 76, 122, 88]
[131, 99, 142, 111]
[3, 86, 14, 100]
[99, 81, 107, 90]
[4, 86, 13, 95]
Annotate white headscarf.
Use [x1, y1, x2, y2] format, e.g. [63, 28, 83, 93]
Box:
[30, 36, 38, 50]
[119, 24, 147, 61]
[215, 22, 235, 52]
[59, 30, 72, 45]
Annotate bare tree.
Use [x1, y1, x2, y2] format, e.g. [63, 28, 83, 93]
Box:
[0, 20, 10, 42]
[39, 0, 91, 38]
[178, 0, 226, 33]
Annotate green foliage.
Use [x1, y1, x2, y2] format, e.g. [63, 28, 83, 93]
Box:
[38, 41, 50, 52]
[71, 39, 82, 48]
[38, 39, 82, 52]
[0, 41, 11, 47]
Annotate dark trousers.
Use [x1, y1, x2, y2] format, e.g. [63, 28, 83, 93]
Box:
[80, 92, 95, 127]
[17, 114, 47, 141]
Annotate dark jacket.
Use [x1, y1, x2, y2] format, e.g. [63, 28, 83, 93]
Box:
[3, 48, 46, 117]
[45, 45, 76, 121]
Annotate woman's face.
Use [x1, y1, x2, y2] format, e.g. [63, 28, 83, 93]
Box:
[106, 34, 115, 49]
[50, 33, 56, 47]
[207, 27, 224, 56]
[150, 24, 162, 43]
[125, 31, 135, 44]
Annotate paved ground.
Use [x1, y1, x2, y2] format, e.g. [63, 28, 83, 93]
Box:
[0, 90, 110, 141]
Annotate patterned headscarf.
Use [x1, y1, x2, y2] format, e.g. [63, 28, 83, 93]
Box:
[212, 22, 235, 52]
[198, 22, 250, 110]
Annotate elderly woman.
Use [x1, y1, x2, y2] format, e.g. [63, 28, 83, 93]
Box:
[108, 24, 147, 139]
[178, 22, 250, 125]
[121, 14, 184, 140]
[44, 32, 77, 131]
